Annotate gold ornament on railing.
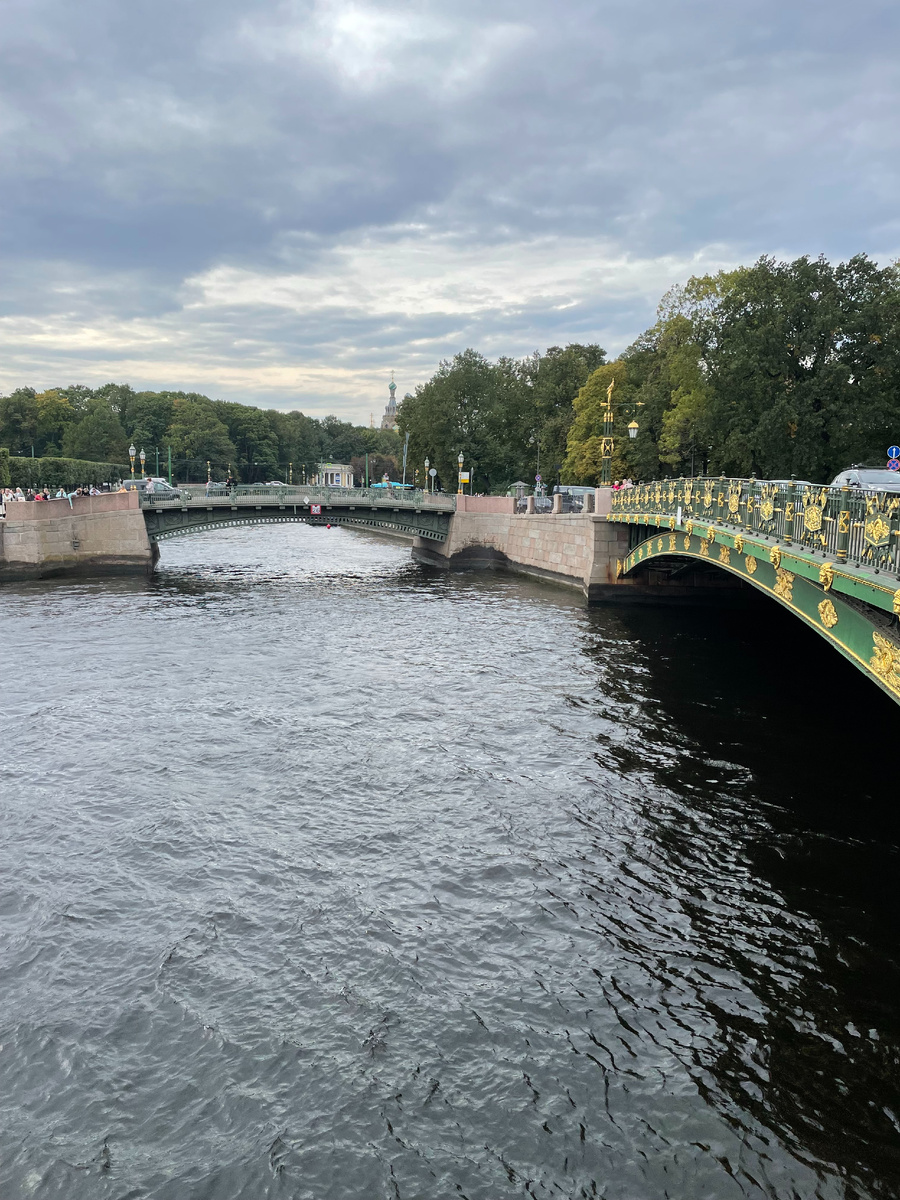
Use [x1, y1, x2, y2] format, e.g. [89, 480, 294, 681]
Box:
[819, 562, 835, 591]
[769, 545, 782, 568]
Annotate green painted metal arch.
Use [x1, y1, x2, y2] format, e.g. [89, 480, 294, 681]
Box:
[622, 528, 900, 704]
[145, 509, 450, 543]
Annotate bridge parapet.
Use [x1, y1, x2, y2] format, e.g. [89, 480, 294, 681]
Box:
[140, 485, 456, 512]
[610, 476, 900, 576]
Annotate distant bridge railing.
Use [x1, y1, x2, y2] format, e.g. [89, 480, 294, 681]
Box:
[610, 477, 900, 578]
[139, 485, 457, 512]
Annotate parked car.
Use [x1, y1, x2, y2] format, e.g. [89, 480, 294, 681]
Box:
[829, 467, 900, 493]
[121, 478, 180, 493]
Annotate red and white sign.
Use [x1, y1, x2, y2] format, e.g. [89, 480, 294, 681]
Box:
[310, 504, 322, 514]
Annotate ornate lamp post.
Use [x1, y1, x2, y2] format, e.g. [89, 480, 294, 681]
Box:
[207, 460, 211, 482]
[457, 451, 464, 495]
[139, 448, 146, 478]
[599, 380, 641, 485]
[424, 457, 429, 494]
[129, 443, 136, 478]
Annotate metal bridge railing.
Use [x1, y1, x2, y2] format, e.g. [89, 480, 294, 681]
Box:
[139, 485, 457, 512]
[610, 477, 900, 578]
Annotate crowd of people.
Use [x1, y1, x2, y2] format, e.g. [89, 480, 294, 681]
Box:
[2, 485, 110, 503]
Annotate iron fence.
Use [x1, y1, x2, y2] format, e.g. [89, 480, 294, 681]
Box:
[610, 477, 900, 578]
[140, 485, 457, 512]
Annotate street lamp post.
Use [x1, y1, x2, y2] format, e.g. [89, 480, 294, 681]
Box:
[139, 448, 146, 478]
[457, 452, 464, 495]
[529, 432, 542, 495]
[599, 380, 640, 486]
[207, 460, 211, 482]
[424, 457, 429, 495]
[129, 444, 136, 478]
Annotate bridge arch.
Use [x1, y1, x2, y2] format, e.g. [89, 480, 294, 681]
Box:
[621, 527, 900, 704]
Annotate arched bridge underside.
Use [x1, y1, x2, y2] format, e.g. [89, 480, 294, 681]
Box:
[611, 484, 900, 705]
[143, 503, 451, 544]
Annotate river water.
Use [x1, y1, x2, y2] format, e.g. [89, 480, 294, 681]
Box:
[1, 524, 899, 1200]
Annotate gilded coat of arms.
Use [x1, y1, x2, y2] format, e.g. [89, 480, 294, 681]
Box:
[871, 632, 900, 697]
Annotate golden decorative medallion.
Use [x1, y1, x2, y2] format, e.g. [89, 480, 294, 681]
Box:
[804, 504, 823, 532]
[865, 514, 891, 547]
[669, 515, 676, 530]
[638, 545, 644, 559]
[719, 545, 731, 565]
[773, 568, 794, 602]
[699, 539, 710, 558]
[706, 526, 715, 543]
[870, 632, 900, 697]
[685, 520, 694, 537]
[761, 501, 774, 521]
[728, 483, 741, 514]
[734, 535, 744, 554]
[819, 562, 835, 591]
[894, 588, 900, 616]
[769, 545, 782, 568]
[684, 481, 693, 506]
[703, 482, 713, 509]
[654, 483, 662, 505]
[667, 483, 676, 504]
[683, 534, 691, 550]
[669, 534, 676, 551]
[838, 510, 850, 534]
[745, 556, 758, 575]
[616, 558, 623, 578]
[817, 598, 838, 628]
[657, 537, 663, 552]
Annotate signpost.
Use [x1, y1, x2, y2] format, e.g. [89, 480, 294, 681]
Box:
[310, 504, 322, 514]
[889, 445, 900, 459]
[429, 467, 437, 495]
[888, 460, 899, 472]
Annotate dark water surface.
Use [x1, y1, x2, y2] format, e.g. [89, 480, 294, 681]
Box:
[1, 525, 899, 1200]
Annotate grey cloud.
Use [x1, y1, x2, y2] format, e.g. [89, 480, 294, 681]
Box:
[0, 0, 898, 416]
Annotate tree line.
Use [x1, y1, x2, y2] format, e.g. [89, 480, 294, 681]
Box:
[398, 254, 900, 490]
[0, 384, 402, 483]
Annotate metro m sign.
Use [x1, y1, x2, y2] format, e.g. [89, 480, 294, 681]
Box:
[310, 504, 322, 515]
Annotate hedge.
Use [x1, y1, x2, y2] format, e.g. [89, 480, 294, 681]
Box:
[5, 454, 130, 489]
[0, 448, 9, 487]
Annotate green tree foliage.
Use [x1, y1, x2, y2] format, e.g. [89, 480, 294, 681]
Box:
[8, 455, 127, 488]
[564, 254, 900, 483]
[167, 396, 236, 480]
[0, 447, 9, 487]
[61, 398, 128, 462]
[398, 344, 603, 492]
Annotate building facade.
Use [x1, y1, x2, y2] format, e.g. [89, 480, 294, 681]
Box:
[314, 462, 355, 487]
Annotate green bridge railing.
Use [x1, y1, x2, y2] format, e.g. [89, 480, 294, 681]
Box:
[610, 476, 900, 579]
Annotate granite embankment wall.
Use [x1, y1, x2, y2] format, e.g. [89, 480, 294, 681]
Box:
[414, 491, 633, 601]
[0, 492, 156, 582]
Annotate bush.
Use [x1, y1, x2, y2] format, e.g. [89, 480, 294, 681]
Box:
[0, 447, 9, 487]
[5, 454, 129, 489]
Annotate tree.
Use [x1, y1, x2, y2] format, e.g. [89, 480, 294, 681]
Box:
[563, 361, 634, 483]
[0, 388, 39, 455]
[167, 397, 235, 479]
[61, 398, 128, 462]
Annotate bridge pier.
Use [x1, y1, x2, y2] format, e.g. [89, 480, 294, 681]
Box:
[413, 492, 747, 603]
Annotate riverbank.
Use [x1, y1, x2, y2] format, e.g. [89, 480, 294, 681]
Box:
[0, 492, 155, 581]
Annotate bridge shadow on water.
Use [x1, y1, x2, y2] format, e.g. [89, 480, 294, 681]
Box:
[577, 589, 900, 1199]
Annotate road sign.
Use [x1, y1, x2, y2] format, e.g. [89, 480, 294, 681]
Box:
[310, 503, 322, 514]
[535, 474, 542, 482]
[459, 471, 470, 482]
[888, 460, 900, 472]
[889, 445, 900, 459]
[429, 468, 437, 477]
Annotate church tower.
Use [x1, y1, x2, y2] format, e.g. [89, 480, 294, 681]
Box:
[380, 373, 399, 430]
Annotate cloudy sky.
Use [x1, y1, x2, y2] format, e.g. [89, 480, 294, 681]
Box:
[1, 0, 898, 423]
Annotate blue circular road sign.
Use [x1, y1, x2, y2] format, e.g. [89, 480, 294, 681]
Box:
[889, 445, 900, 459]
[888, 459, 900, 472]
